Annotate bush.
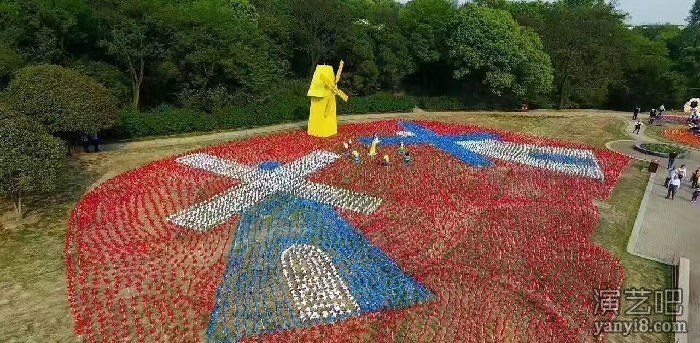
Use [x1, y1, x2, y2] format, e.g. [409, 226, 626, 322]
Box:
[70, 60, 131, 106]
[0, 116, 66, 217]
[417, 96, 467, 111]
[6, 65, 119, 135]
[115, 107, 218, 138]
[214, 93, 308, 129]
[339, 93, 417, 114]
[117, 89, 515, 139]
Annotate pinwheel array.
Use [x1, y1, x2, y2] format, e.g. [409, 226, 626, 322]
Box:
[663, 128, 700, 149]
[65, 120, 631, 342]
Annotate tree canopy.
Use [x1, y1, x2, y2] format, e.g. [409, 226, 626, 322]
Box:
[0, 116, 66, 217]
[445, 6, 553, 98]
[6, 64, 118, 135]
[0, 0, 696, 112]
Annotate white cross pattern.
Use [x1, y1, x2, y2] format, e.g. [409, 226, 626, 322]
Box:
[457, 139, 605, 180]
[168, 151, 383, 232]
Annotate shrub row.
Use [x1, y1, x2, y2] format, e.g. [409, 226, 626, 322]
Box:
[113, 94, 480, 139]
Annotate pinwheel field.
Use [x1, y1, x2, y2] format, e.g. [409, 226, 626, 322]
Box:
[0, 112, 673, 343]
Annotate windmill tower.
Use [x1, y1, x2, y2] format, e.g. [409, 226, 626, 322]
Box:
[307, 61, 349, 138]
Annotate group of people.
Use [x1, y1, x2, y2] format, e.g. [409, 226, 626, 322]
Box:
[80, 133, 101, 153]
[663, 153, 700, 202]
[632, 104, 666, 127]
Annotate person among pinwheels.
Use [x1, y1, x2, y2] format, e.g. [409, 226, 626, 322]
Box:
[306, 61, 349, 138]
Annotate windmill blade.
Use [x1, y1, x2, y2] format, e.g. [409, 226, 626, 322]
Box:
[335, 87, 349, 102]
[335, 60, 344, 84]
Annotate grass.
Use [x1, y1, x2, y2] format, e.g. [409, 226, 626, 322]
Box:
[0, 110, 672, 342]
[592, 161, 673, 343]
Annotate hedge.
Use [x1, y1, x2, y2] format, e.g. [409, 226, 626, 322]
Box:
[113, 94, 479, 139]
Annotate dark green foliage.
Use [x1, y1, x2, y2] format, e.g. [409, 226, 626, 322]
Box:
[417, 96, 467, 110]
[70, 60, 131, 105]
[0, 116, 66, 217]
[445, 6, 553, 98]
[0, 45, 24, 89]
[339, 93, 417, 114]
[115, 107, 218, 138]
[0, 0, 698, 140]
[689, 0, 700, 26]
[6, 65, 118, 135]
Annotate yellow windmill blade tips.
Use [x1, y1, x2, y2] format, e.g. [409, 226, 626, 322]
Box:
[335, 60, 344, 84]
[335, 87, 349, 102]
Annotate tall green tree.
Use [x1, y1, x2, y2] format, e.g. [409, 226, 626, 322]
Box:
[0, 116, 66, 218]
[689, 0, 700, 26]
[0, 44, 24, 88]
[167, 0, 281, 110]
[0, 0, 95, 64]
[399, 0, 458, 94]
[284, 0, 353, 75]
[95, 0, 167, 110]
[509, 1, 629, 108]
[444, 6, 553, 99]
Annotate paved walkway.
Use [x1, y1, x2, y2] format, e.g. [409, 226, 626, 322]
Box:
[606, 118, 700, 342]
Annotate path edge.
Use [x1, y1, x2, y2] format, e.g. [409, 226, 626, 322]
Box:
[626, 172, 671, 265]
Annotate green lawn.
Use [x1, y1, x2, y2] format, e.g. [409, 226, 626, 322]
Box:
[0, 111, 672, 342]
[592, 162, 673, 343]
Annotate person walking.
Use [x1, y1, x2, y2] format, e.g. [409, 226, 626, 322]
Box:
[633, 106, 640, 120]
[668, 151, 678, 170]
[691, 168, 700, 188]
[677, 165, 688, 183]
[90, 133, 101, 153]
[81, 132, 90, 153]
[659, 104, 666, 116]
[692, 186, 700, 203]
[633, 120, 643, 134]
[666, 175, 681, 200]
[665, 167, 678, 188]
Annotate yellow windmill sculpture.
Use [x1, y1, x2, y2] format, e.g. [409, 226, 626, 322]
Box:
[307, 61, 349, 138]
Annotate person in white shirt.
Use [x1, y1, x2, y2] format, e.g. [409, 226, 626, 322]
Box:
[666, 176, 681, 200]
[633, 120, 643, 134]
[665, 167, 678, 187]
[677, 165, 688, 182]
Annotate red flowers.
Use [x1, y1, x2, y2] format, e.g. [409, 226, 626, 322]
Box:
[663, 128, 700, 149]
[65, 120, 630, 342]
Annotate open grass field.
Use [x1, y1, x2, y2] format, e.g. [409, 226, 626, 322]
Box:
[0, 111, 673, 342]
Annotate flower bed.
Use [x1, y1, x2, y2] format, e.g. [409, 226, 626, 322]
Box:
[656, 115, 689, 125]
[634, 143, 688, 158]
[66, 120, 630, 342]
[663, 128, 700, 149]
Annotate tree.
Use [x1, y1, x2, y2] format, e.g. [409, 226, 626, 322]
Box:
[0, 44, 24, 88]
[0, 0, 95, 64]
[6, 65, 118, 135]
[0, 116, 66, 218]
[167, 0, 281, 110]
[509, 1, 629, 108]
[95, 0, 167, 110]
[689, 0, 700, 26]
[284, 0, 353, 75]
[607, 31, 687, 109]
[444, 6, 553, 99]
[399, 0, 458, 94]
